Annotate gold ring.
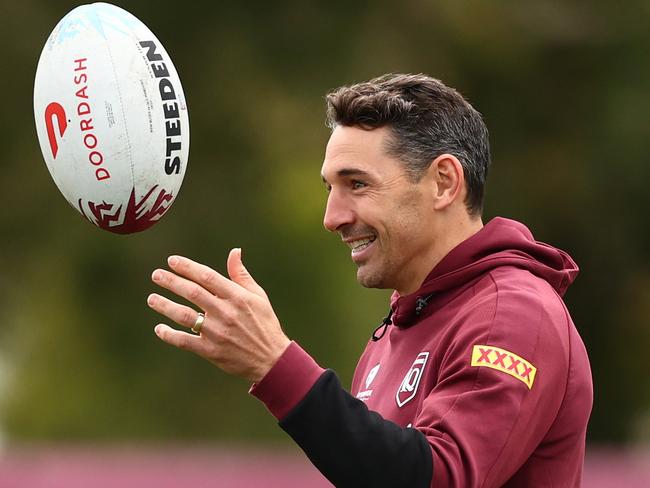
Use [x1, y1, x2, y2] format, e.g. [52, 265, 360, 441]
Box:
[192, 312, 205, 334]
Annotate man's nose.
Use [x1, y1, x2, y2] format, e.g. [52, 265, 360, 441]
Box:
[323, 189, 355, 232]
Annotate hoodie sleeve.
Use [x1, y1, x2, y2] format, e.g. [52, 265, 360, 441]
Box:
[410, 277, 585, 487]
[251, 341, 433, 488]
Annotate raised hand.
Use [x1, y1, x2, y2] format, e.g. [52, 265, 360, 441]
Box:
[147, 249, 291, 382]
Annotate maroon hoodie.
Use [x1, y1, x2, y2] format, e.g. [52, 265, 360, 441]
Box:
[252, 217, 593, 487]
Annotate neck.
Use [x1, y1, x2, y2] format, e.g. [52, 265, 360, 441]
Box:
[396, 214, 483, 296]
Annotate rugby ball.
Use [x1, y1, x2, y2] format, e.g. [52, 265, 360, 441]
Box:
[34, 2, 189, 234]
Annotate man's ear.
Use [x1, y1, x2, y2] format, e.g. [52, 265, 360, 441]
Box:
[428, 154, 465, 211]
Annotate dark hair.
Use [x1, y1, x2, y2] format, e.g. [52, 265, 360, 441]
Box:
[325, 73, 490, 216]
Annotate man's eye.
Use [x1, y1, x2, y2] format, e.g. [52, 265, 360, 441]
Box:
[352, 180, 366, 190]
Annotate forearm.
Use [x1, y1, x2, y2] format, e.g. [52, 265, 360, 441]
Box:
[280, 370, 433, 488]
[251, 342, 432, 487]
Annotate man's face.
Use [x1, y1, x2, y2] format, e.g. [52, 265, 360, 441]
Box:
[321, 126, 437, 294]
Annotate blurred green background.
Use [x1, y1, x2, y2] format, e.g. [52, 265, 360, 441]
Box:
[0, 0, 648, 450]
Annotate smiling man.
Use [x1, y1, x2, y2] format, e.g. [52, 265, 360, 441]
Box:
[148, 74, 593, 487]
[321, 124, 483, 296]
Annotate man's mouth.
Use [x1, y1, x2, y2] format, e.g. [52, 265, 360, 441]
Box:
[347, 236, 376, 254]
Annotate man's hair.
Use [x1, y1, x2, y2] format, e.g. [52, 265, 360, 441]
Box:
[325, 73, 490, 217]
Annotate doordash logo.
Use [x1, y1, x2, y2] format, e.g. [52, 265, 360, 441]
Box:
[45, 102, 68, 158]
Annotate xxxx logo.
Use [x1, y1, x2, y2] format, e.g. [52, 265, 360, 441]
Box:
[471, 345, 537, 389]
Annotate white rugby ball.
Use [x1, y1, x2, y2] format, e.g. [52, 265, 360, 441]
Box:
[34, 2, 189, 234]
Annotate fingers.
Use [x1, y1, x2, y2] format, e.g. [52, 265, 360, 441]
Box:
[147, 293, 202, 330]
[226, 248, 266, 297]
[167, 255, 238, 298]
[154, 324, 206, 354]
[148, 292, 210, 357]
[151, 268, 218, 312]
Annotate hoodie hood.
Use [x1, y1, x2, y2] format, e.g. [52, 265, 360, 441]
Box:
[390, 217, 579, 327]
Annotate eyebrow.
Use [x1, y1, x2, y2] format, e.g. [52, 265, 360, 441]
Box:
[321, 167, 373, 183]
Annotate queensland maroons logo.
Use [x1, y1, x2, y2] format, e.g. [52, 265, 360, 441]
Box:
[396, 352, 429, 408]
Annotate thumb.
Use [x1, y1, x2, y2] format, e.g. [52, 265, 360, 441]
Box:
[227, 248, 266, 297]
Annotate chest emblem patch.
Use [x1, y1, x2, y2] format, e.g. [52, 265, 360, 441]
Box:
[356, 363, 380, 402]
[471, 345, 537, 389]
[365, 364, 380, 389]
[396, 352, 429, 408]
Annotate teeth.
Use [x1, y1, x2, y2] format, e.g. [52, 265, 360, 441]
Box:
[349, 237, 375, 252]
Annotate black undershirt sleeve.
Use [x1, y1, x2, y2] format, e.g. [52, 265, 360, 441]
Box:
[279, 370, 433, 488]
